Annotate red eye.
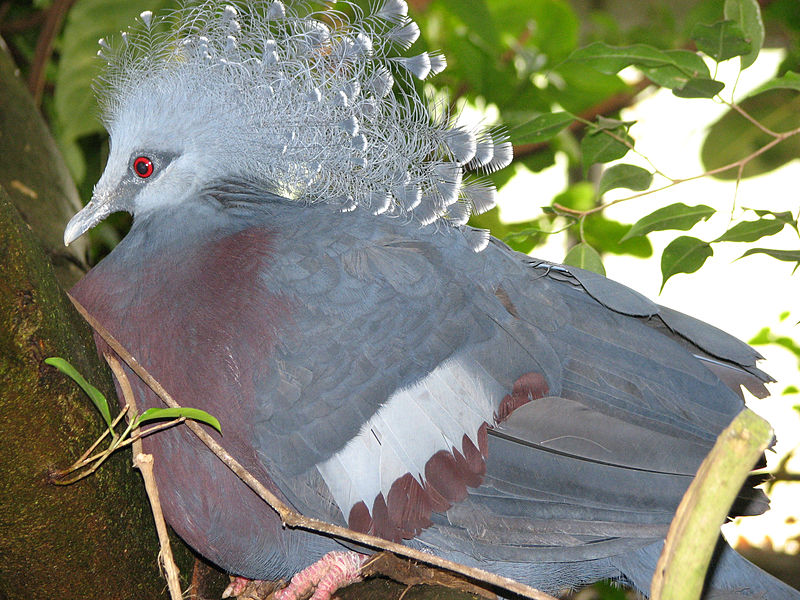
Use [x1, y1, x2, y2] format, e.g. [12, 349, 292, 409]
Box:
[133, 156, 154, 178]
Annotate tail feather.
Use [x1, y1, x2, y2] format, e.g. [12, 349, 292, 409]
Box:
[612, 540, 800, 599]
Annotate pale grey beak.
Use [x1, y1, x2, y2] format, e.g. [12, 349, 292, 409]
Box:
[64, 196, 116, 246]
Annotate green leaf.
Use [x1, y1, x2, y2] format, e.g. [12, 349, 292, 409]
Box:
[673, 77, 726, 99]
[641, 49, 712, 90]
[746, 71, 800, 99]
[45, 357, 112, 429]
[552, 182, 596, 211]
[512, 112, 574, 145]
[488, 0, 580, 62]
[439, 0, 500, 49]
[598, 163, 653, 196]
[749, 326, 771, 345]
[739, 248, 800, 265]
[519, 146, 557, 174]
[550, 62, 630, 115]
[581, 127, 633, 173]
[565, 42, 674, 73]
[564, 243, 606, 275]
[438, 21, 501, 100]
[713, 218, 785, 242]
[701, 90, 800, 179]
[470, 207, 544, 255]
[583, 215, 653, 258]
[135, 407, 222, 434]
[724, 0, 764, 69]
[564, 42, 727, 99]
[661, 236, 713, 291]
[622, 203, 715, 241]
[749, 326, 800, 360]
[691, 20, 752, 63]
[747, 208, 798, 230]
[595, 116, 636, 131]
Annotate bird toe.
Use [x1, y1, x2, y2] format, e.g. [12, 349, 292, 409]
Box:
[274, 551, 367, 600]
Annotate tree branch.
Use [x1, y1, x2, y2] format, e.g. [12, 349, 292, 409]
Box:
[27, 0, 74, 106]
[105, 353, 184, 600]
[553, 124, 800, 217]
[513, 78, 652, 161]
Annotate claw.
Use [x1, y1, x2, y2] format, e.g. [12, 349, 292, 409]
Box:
[222, 576, 252, 598]
[274, 551, 367, 600]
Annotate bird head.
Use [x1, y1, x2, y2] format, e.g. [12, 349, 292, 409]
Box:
[64, 1, 512, 249]
[64, 72, 231, 245]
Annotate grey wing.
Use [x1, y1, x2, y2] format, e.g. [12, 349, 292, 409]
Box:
[248, 208, 770, 553]
[417, 253, 771, 564]
[251, 231, 497, 469]
[248, 211, 516, 536]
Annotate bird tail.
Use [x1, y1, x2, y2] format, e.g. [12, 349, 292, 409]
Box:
[611, 540, 800, 599]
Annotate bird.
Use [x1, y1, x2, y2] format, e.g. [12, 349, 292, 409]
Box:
[63, 1, 798, 599]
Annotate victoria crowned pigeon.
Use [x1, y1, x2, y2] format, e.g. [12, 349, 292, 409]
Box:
[64, 1, 799, 598]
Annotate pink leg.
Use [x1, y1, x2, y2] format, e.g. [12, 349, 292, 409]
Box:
[221, 576, 251, 598]
[274, 551, 368, 600]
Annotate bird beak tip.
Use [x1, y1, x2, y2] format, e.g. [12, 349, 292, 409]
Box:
[64, 199, 103, 246]
[63, 214, 85, 247]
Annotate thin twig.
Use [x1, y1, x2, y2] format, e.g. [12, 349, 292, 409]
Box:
[52, 404, 164, 484]
[0, 7, 46, 34]
[50, 454, 108, 484]
[553, 124, 800, 217]
[500, 22, 533, 64]
[50, 415, 135, 485]
[53, 404, 128, 475]
[62, 418, 188, 476]
[27, 0, 74, 106]
[105, 353, 184, 600]
[68, 293, 558, 600]
[728, 102, 780, 138]
[513, 78, 652, 161]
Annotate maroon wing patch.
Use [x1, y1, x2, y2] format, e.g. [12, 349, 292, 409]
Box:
[347, 424, 489, 540]
[495, 372, 549, 424]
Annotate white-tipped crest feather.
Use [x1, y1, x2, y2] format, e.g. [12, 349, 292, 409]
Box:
[391, 52, 431, 79]
[428, 51, 447, 76]
[446, 201, 471, 226]
[96, 0, 510, 243]
[462, 180, 497, 214]
[266, 1, 286, 19]
[387, 20, 420, 50]
[463, 227, 491, 252]
[376, 0, 409, 23]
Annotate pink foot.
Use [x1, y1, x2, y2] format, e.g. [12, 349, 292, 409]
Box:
[222, 576, 251, 598]
[221, 575, 284, 599]
[274, 551, 368, 600]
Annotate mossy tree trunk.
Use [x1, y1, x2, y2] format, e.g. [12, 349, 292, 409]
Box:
[0, 40, 200, 599]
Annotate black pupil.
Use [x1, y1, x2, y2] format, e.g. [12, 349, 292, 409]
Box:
[136, 159, 150, 175]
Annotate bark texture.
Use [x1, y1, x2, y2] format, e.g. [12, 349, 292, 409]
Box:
[0, 38, 85, 287]
[0, 40, 196, 600]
